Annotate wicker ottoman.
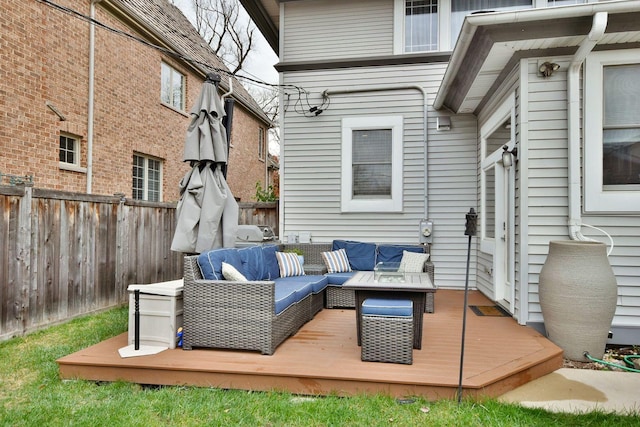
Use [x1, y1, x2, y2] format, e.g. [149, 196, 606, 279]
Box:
[360, 298, 413, 365]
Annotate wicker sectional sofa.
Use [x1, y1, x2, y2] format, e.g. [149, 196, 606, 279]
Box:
[285, 241, 434, 311]
[182, 241, 434, 355]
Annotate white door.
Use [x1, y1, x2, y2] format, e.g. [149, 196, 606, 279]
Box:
[480, 99, 516, 313]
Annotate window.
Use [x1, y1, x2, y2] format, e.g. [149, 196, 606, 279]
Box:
[405, 0, 438, 53]
[133, 154, 162, 202]
[161, 62, 184, 111]
[450, 0, 532, 49]
[258, 127, 266, 161]
[584, 49, 640, 212]
[59, 134, 79, 165]
[59, 133, 86, 172]
[341, 116, 403, 212]
[396, 0, 547, 53]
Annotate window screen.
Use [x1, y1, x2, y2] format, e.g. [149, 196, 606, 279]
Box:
[352, 129, 392, 197]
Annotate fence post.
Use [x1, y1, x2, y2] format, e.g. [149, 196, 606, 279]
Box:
[114, 193, 127, 304]
[16, 184, 33, 334]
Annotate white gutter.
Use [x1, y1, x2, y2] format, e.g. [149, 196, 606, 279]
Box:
[567, 12, 608, 241]
[434, 0, 640, 110]
[322, 85, 430, 219]
[86, 0, 102, 194]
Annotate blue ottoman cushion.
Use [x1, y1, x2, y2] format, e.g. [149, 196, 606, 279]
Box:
[362, 298, 413, 317]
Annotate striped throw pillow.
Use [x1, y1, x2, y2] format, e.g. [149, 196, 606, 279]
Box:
[275, 252, 305, 277]
[321, 249, 352, 273]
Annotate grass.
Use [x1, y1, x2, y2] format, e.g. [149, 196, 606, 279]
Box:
[0, 308, 638, 426]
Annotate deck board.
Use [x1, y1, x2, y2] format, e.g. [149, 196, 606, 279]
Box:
[57, 290, 562, 399]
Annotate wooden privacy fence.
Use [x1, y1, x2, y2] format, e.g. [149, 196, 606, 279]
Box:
[0, 185, 182, 340]
[0, 187, 279, 341]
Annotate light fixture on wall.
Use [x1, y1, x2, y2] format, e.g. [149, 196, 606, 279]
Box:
[538, 61, 560, 78]
[437, 116, 451, 131]
[502, 145, 518, 168]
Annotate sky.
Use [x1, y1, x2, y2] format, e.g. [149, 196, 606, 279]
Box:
[172, 0, 279, 86]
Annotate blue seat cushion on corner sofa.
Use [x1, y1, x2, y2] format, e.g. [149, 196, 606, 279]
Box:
[301, 275, 328, 293]
[376, 245, 425, 264]
[325, 271, 356, 285]
[362, 298, 413, 317]
[261, 244, 281, 280]
[332, 240, 377, 271]
[238, 246, 266, 281]
[273, 278, 315, 314]
[198, 248, 245, 280]
[273, 281, 299, 315]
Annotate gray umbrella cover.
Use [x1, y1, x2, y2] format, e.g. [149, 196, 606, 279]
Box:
[182, 81, 227, 163]
[171, 78, 238, 253]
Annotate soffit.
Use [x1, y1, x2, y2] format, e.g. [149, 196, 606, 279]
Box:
[437, 5, 640, 114]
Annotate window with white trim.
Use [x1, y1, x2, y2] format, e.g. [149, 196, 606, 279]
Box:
[395, 0, 581, 53]
[258, 127, 266, 161]
[584, 49, 640, 212]
[161, 62, 185, 111]
[59, 133, 80, 167]
[133, 153, 162, 202]
[341, 116, 403, 212]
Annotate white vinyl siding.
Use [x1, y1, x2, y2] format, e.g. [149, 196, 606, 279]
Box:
[522, 56, 640, 330]
[521, 58, 571, 324]
[282, 0, 394, 62]
[281, 62, 477, 288]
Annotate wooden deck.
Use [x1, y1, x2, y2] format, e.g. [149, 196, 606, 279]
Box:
[57, 290, 562, 400]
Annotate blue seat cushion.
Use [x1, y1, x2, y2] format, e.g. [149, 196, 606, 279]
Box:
[198, 248, 244, 280]
[377, 245, 425, 264]
[325, 271, 355, 285]
[293, 275, 329, 294]
[332, 240, 377, 271]
[273, 277, 315, 314]
[362, 298, 413, 317]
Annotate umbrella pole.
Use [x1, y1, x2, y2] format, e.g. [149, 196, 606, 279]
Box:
[457, 208, 477, 404]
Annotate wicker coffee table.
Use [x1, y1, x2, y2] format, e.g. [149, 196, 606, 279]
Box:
[343, 271, 435, 349]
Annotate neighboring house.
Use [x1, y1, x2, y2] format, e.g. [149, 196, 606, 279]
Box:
[241, 0, 640, 344]
[1, 0, 273, 203]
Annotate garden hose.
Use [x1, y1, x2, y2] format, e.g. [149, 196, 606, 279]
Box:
[583, 351, 640, 373]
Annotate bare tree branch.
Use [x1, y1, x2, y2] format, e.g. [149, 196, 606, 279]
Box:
[189, 0, 255, 74]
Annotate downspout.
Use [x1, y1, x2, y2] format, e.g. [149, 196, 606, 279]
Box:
[86, 0, 102, 194]
[321, 85, 430, 219]
[567, 12, 607, 241]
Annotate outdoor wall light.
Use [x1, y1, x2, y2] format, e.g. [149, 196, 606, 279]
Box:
[538, 61, 560, 77]
[437, 116, 451, 131]
[502, 145, 518, 168]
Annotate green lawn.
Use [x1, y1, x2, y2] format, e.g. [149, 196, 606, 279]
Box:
[0, 307, 637, 426]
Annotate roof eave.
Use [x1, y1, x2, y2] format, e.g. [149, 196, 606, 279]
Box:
[434, 0, 640, 114]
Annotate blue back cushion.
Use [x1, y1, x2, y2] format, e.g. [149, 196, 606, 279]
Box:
[198, 248, 244, 280]
[332, 240, 377, 271]
[261, 244, 281, 280]
[377, 245, 425, 264]
[238, 246, 266, 281]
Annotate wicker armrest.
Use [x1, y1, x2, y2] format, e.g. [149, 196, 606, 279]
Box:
[424, 261, 435, 287]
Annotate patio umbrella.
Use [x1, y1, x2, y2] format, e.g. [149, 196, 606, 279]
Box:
[171, 73, 238, 253]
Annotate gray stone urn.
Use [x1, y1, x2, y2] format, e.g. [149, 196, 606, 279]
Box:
[538, 240, 617, 361]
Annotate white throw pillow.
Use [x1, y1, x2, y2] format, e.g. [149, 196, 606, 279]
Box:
[275, 252, 305, 277]
[398, 251, 430, 273]
[321, 249, 352, 273]
[221, 262, 248, 281]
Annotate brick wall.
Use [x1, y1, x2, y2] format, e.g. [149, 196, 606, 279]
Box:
[226, 105, 269, 202]
[1, 0, 267, 202]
